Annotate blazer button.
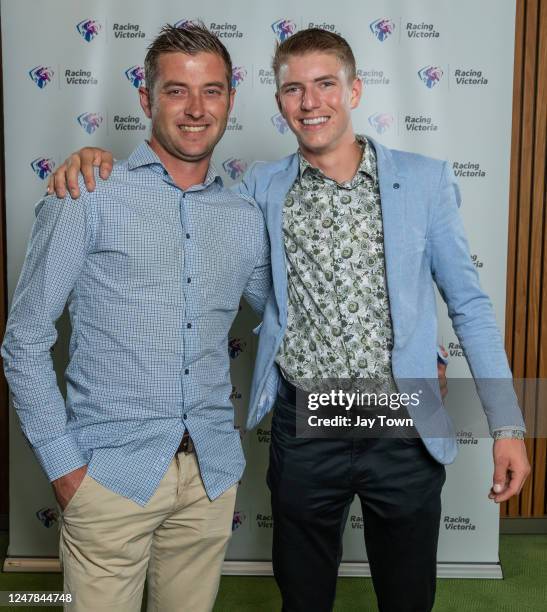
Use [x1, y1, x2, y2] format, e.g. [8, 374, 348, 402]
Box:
[393, 182, 400, 189]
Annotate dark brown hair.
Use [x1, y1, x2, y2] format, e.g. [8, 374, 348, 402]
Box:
[144, 23, 233, 95]
[272, 28, 356, 88]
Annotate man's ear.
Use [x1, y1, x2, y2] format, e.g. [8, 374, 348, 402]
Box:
[275, 91, 283, 116]
[139, 86, 152, 118]
[228, 87, 236, 116]
[350, 76, 363, 110]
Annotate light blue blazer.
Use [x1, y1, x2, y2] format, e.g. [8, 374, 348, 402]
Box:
[235, 137, 524, 464]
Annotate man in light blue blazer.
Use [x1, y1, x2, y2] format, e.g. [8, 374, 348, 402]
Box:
[232, 30, 529, 612]
[49, 27, 529, 612]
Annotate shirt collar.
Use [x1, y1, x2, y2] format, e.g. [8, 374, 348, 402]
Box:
[127, 141, 222, 189]
[298, 134, 376, 187]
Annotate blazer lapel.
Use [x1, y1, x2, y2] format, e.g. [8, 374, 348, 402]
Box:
[266, 156, 299, 320]
[369, 137, 408, 342]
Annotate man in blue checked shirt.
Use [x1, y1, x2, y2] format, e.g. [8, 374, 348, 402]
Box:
[2, 25, 271, 612]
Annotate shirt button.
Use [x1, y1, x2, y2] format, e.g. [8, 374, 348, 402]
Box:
[187, 277, 191, 283]
[184, 368, 189, 375]
[393, 182, 400, 189]
[183, 414, 187, 420]
[187, 323, 192, 329]
[186, 233, 190, 239]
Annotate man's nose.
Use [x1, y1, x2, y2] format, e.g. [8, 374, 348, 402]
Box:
[301, 86, 320, 111]
[185, 92, 205, 118]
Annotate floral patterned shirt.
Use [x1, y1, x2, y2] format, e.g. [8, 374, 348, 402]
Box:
[276, 136, 395, 386]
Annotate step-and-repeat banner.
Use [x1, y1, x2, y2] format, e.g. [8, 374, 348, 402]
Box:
[2, 0, 516, 574]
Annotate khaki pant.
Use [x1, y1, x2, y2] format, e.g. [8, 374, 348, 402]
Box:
[59, 452, 237, 612]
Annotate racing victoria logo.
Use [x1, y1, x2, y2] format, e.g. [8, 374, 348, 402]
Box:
[228, 337, 246, 359]
[222, 158, 248, 180]
[174, 19, 198, 29]
[76, 18, 102, 42]
[125, 65, 145, 88]
[31, 158, 55, 180]
[271, 19, 297, 42]
[368, 113, 394, 134]
[77, 112, 103, 134]
[369, 18, 395, 42]
[29, 66, 54, 89]
[418, 65, 443, 88]
[36, 507, 59, 528]
[232, 511, 246, 531]
[231, 66, 247, 88]
[271, 113, 289, 134]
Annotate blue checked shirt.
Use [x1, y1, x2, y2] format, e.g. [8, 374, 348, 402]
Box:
[2, 142, 271, 505]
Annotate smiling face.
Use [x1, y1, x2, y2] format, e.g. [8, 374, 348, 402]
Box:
[276, 51, 362, 159]
[139, 51, 234, 165]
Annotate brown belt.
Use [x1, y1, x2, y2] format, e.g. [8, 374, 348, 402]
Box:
[176, 431, 194, 454]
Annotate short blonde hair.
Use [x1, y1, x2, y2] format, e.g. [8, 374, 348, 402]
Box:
[272, 28, 356, 88]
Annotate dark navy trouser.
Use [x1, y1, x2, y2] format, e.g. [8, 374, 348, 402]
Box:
[268, 381, 446, 612]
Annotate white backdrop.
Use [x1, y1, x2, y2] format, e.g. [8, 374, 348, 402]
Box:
[1, 0, 516, 577]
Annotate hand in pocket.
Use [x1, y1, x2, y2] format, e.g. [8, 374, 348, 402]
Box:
[52, 465, 88, 511]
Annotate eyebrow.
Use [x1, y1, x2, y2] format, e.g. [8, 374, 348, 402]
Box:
[161, 80, 226, 89]
[280, 74, 340, 90]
